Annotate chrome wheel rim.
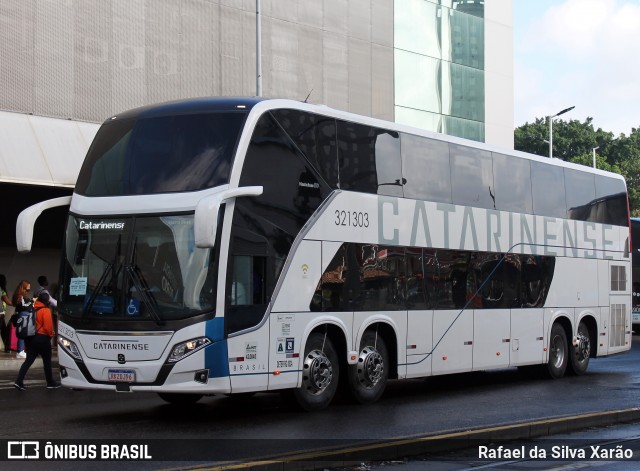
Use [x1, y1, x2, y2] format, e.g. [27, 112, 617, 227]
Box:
[356, 346, 384, 389]
[302, 349, 333, 395]
[575, 330, 590, 363]
[550, 334, 565, 369]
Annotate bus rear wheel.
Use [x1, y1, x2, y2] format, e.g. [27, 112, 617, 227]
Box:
[158, 393, 203, 405]
[569, 321, 591, 376]
[293, 332, 339, 411]
[348, 330, 389, 404]
[546, 323, 568, 379]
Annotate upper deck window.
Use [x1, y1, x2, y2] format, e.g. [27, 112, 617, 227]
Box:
[76, 112, 247, 196]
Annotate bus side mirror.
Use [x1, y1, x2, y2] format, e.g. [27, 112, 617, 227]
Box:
[194, 186, 263, 248]
[16, 196, 72, 253]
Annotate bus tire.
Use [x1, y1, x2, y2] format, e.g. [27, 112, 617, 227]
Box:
[546, 323, 568, 379]
[348, 329, 389, 405]
[158, 393, 203, 405]
[569, 321, 591, 376]
[293, 332, 339, 411]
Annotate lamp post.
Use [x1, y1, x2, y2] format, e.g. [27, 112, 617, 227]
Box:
[548, 106, 575, 158]
[592, 146, 599, 169]
[256, 0, 262, 97]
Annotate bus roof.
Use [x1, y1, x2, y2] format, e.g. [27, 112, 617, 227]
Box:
[106, 97, 626, 184]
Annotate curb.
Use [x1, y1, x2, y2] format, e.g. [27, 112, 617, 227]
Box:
[186, 408, 640, 471]
[0, 351, 58, 371]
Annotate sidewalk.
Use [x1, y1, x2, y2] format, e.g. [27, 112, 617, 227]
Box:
[0, 349, 59, 371]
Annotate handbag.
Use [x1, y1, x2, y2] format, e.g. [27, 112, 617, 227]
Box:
[9, 323, 18, 351]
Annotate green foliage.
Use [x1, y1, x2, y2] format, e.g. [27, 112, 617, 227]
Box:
[515, 118, 640, 215]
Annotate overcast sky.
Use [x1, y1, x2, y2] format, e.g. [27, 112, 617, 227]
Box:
[513, 0, 640, 136]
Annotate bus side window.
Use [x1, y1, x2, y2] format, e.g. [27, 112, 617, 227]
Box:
[230, 255, 266, 306]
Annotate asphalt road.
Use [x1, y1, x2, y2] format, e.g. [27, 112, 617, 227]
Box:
[1, 336, 640, 469]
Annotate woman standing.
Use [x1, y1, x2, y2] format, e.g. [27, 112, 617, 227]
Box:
[12, 280, 33, 358]
[14, 292, 60, 390]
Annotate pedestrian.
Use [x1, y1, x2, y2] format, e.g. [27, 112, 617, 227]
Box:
[34, 275, 57, 309]
[12, 280, 33, 359]
[14, 291, 61, 390]
[0, 274, 13, 353]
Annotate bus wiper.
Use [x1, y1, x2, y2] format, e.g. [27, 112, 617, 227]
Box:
[84, 234, 123, 318]
[83, 263, 119, 318]
[126, 265, 164, 326]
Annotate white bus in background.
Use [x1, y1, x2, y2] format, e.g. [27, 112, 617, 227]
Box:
[17, 98, 632, 411]
[631, 218, 640, 329]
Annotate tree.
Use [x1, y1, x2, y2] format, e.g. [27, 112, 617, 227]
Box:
[515, 118, 640, 215]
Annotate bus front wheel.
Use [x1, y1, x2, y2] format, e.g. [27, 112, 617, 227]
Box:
[546, 323, 568, 379]
[348, 330, 389, 404]
[293, 332, 339, 411]
[158, 393, 203, 405]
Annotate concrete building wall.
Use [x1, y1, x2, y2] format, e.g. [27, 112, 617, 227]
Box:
[485, 0, 514, 148]
[0, 0, 395, 124]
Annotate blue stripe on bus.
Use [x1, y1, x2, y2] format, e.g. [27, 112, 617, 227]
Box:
[205, 317, 229, 378]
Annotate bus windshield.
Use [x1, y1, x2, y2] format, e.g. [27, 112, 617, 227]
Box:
[75, 111, 247, 196]
[59, 215, 218, 322]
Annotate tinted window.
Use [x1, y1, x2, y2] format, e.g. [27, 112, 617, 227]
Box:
[225, 207, 277, 334]
[270, 109, 339, 188]
[468, 253, 521, 309]
[531, 161, 567, 218]
[76, 112, 246, 196]
[311, 245, 347, 312]
[565, 168, 596, 221]
[227, 113, 332, 333]
[493, 153, 532, 214]
[312, 245, 555, 311]
[337, 121, 403, 197]
[595, 176, 628, 226]
[450, 144, 495, 209]
[435, 250, 470, 309]
[353, 245, 406, 311]
[401, 133, 452, 203]
[239, 113, 331, 235]
[520, 255, 555, 308]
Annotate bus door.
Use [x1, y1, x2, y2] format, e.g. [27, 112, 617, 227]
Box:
[225, 225, 271, 393]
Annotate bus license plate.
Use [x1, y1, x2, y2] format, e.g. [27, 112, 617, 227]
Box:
[108, 369, 135, 383]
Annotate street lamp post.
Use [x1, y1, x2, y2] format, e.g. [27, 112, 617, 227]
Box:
[592, 146, 599, 169]
[256, 0, 262, 97]
[548, 106, 575, 158]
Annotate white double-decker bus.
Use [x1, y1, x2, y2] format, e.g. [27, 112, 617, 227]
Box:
[17, 98, 631, 410]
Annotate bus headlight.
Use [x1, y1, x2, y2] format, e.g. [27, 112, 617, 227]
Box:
[58, 335, 82, 361]
[168, 337, 211, 363]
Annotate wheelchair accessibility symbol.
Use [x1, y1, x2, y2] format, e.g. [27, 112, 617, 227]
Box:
[126, 299, 141, 316]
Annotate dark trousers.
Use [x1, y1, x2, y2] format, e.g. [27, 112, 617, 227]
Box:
[16, 334, 55, 386]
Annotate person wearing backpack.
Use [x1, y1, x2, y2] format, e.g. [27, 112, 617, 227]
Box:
[11, 280, 33, 358]
[14, 291, 61, 390]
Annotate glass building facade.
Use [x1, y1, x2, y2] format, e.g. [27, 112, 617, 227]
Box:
[395, 0, 485, 142]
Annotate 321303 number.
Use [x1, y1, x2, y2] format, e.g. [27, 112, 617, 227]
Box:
[334, 210, 369, 228]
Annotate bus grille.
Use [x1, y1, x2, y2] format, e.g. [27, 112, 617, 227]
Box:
[609, 304, 627, 348]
